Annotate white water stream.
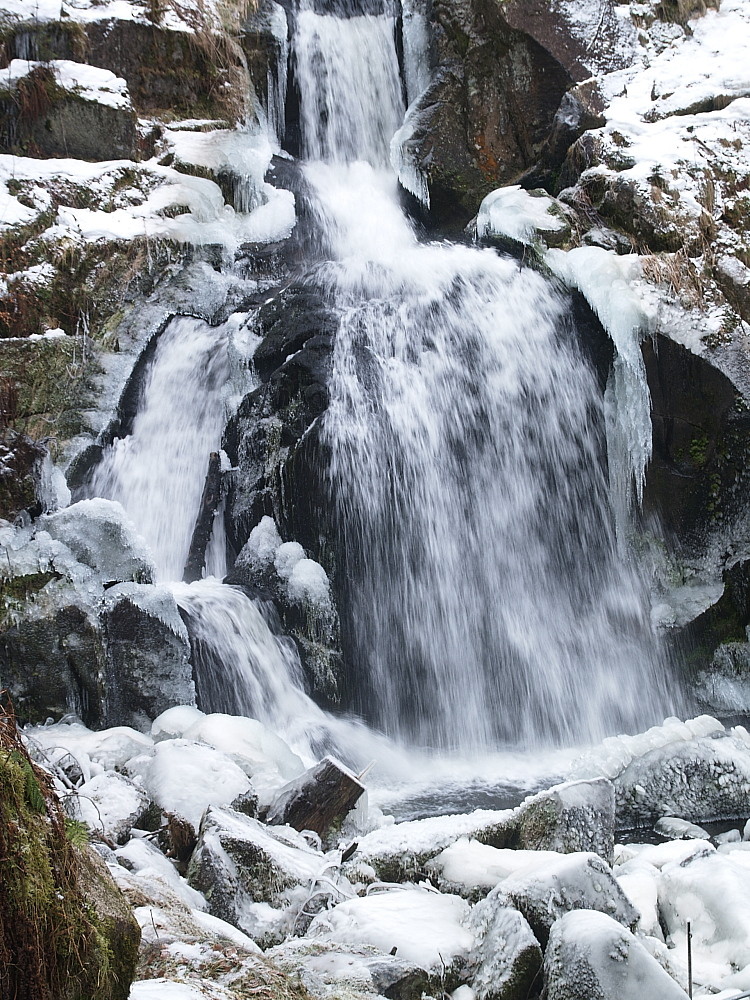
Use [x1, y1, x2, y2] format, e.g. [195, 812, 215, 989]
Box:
[88, 1, 677, 788]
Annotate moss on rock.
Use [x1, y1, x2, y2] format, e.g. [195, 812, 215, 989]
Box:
[0, 700, 140, 999]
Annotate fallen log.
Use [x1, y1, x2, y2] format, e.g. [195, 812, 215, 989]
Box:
[183, 451, 222, 583]
[266, 756, 365, 840]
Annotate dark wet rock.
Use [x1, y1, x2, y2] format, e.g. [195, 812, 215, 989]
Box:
[0, 596, 107, 727]
[223, 280, 343, 704]
[642, 334, 750, 548]
[0, 429, 47, 521]
[102, 584, 195, 731]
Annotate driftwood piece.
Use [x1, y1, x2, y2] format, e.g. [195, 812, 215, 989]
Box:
[266, 755, 365, 839]
[183, 451, 222, 583]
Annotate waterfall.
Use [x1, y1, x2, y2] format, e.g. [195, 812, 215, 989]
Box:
[293, 7, 675, 748]
[92, 316, 232, 583]
[86, 0, 676, 763]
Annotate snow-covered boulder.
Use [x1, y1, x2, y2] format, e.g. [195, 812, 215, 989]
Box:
[186, 806, 323, 946]
[125, 740, 254, 832]
[615, 730, 750, 827]
[345, 808, 516, 885]
[74, 770, 153, 844]
[498, 852, 639, 946]
[544, 910, 689, 1000]
[468, 898, 542, 1000]
[307, 887, 473, 987]
[658, 851, 750, 986]
[182, 713, 304, 806]
[428, 839, 566, 898]
[41, 498, 154, 585]
[572, 717, 750, 828]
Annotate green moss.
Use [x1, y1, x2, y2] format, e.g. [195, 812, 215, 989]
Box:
[0, 723, 134, 1000]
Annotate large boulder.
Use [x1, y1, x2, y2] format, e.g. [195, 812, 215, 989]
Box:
[187, 806, 322, 945]
[512, 778, 615, 864]
[497, 852, 638, 946]
[543, 910, 689, 1000]
[0, 60, 139, 161]
[101, 583, 195, 730]
[613, 729, 750, 828]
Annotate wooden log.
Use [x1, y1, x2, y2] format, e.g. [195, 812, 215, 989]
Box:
[183, 451, 222, 583]
[266, 755, 365, 839]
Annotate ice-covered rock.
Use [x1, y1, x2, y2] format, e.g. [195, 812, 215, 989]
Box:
[695, 643, 750, 714]
[544, 910, 689, 999]
[613, 858, 662, 939]
[116, 837, 205, 911]
[477, 185, 569, 247]
[498, 852, 639, 946]
[428, 839, 564, 897]
[186, 806, 323, 946]
[307, 887, 473, 984]
[514, 778, 615, 864]
[27, 720, 154, 776]
[654, 816, 711, 841]
[572, 717, 750, 828]
[467, 898, 542, 1000]
[41, 498, 154, 585]
[151, 706, 206, 742]
[74, 770, 152, 844]
[345, 808, 516, 885]
[269, 939, 430, 1000]
[125, 740, 253, 831]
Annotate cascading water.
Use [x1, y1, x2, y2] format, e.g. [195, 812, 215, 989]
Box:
[87, 0, 677, 773]
[92, 315, 232, 583]
[291, 4, 676, 748]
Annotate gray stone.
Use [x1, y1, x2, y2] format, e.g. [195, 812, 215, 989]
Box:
[514, 778, 615, 865]
[102, 583, 194, 729]
[543, 910, 689, 1000]
[696, 641, 750, 714]
[498, 851, 638, 946]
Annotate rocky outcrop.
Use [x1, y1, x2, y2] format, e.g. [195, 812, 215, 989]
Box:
[0, 511, 194, 728]
[0, 63, 139, 161]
